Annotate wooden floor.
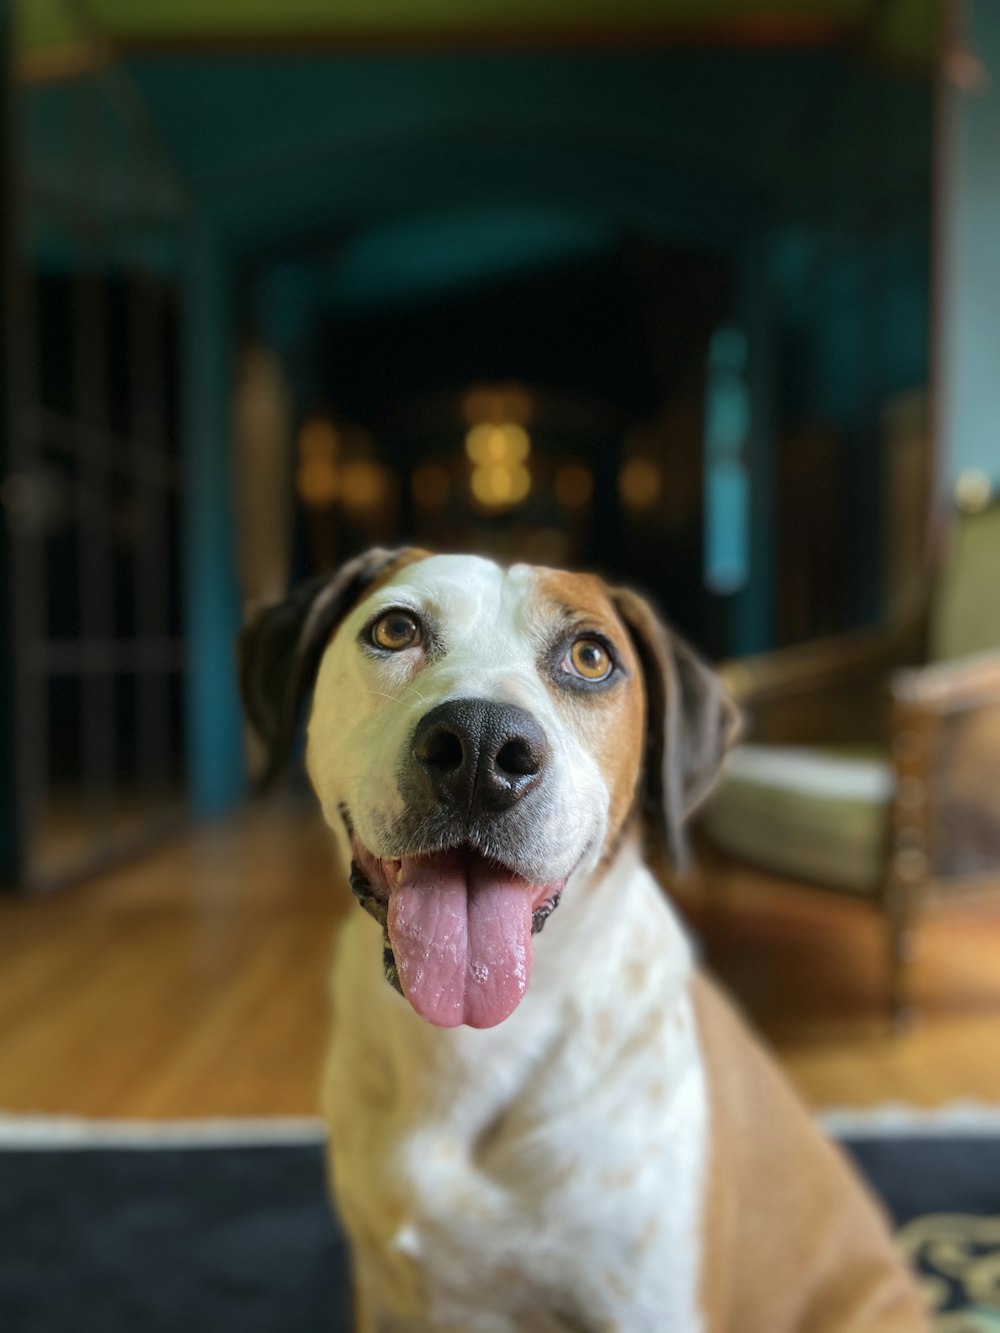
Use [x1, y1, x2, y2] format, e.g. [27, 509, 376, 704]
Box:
[2, 802, 1000, 1119]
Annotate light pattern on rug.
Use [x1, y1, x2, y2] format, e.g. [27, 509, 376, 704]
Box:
[900, 1215, 1000, 1331]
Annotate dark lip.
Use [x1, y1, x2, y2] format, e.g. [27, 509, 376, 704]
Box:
[351, 834, 535, 903]
[349, 817, 595, 904]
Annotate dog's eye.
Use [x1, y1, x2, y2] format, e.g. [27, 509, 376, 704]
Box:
[563, 636, 613, 682]
[370, 610, 421, 652]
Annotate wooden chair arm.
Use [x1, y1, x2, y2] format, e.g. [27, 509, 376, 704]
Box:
[718, 607, 926, 746]
[891, 649, 1000, 714]
[721, 609, 925, 708]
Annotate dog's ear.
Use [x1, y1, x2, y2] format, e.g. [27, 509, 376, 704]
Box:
[612, 586, 741, 870]
[239, 547, 420, 789]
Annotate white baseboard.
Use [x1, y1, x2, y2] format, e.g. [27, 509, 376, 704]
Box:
[820, 1101, 1000, 1138]
[0, 1113, 326, 1150]
[2, 1101, 1000, 1150]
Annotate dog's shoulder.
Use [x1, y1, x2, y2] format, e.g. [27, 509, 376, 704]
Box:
[691, 971, 928, 1333]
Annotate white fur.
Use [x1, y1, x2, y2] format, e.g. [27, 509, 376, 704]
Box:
[309, 555, 707, 1332]
[308, 557, 611, 885]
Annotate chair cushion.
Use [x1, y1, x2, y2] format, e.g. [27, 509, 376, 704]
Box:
[702, 744, 894, 894]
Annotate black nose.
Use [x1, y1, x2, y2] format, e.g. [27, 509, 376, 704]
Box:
[411, 699, 549, 817]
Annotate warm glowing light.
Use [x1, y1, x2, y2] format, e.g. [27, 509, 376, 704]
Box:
[341, 460, 387, 509]
[619, 457, 662, 510]
[462, 387, 504, 428]
[554, 463, 593, 508]
[296, 459, 339, 507]
[297, 415, 339, 463]
[465, 422, 530, 466]
[470, 462, 531, 508]
[500, 384, 534, 426]
[411, 463, 450, 508]
[461, 383, 534, 428]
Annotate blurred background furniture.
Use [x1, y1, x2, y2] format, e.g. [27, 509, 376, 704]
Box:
[701, 495, 1000, 1023]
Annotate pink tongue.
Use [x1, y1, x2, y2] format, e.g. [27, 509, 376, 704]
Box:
[386, 848, 534, 1029]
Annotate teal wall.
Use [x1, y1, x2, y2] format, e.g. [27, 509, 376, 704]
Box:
[183, 219, 247, 813]
[16, 46, 936, 811]
[939, 2, 1000, 489]
[731, 232, 777, 654]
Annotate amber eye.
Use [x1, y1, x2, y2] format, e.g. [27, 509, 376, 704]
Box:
[564, 636, 613, 682]
[371, 610, 421, 652]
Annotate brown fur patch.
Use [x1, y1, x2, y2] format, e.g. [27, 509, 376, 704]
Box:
[625, 955, 650, 993]
[603, 1270, 629, 1299]
[363, 547, 432, 600]
[692, 971, 929, 1332]
[546, 1160, 579, 1191]
[619, 1005, 665, 1063]
[594, 1008, 615, 1050]
[600, 1163, 642, 1191]
[530, 568, 647, 855]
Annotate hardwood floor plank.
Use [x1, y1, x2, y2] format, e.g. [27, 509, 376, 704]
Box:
[1, 804, 998, 1118]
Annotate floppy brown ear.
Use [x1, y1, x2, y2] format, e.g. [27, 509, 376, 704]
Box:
[612, 586, 741, 870]
[239, 547, 421, 789]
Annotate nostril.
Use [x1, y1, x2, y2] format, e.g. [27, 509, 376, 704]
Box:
[496, 737, 541, 778]
[421, 728, 464, 773]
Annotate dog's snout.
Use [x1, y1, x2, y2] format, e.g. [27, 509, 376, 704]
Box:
[412, 699, 549, 816]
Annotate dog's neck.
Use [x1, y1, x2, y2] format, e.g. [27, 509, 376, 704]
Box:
[529, 828, 692, 996]
[330, 830, 696, 1126]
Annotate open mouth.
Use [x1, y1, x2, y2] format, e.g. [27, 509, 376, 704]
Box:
[350, 837, 564, 1030]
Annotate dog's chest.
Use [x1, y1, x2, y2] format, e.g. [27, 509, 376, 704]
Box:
[385, 1088, 703, 1331]
[326, 922, 708, 1332]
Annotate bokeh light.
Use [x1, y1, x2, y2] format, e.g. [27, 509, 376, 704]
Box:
[470, 462, 531, 508]
[618, 457, 662, 510]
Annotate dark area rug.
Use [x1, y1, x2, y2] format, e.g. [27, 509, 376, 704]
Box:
[1, 1134, 999, 1331]
[0, 1143, 351, 1333]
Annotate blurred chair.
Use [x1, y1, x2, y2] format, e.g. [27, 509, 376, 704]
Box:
[701, 496, 1000, 1023]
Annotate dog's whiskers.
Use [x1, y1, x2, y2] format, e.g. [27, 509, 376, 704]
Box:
[363, 682, 432, 707]
[364, 688, 408, 705]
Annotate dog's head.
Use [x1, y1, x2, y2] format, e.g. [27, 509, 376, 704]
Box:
[241, 548, 738, 1030]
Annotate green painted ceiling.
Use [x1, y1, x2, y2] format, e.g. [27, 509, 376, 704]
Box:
[17, 0, 933, 66]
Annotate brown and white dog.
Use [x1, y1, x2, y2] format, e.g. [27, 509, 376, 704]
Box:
[241, 548, 928, 1333]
